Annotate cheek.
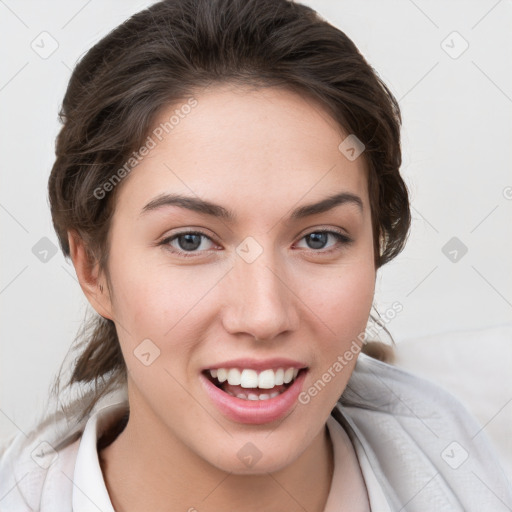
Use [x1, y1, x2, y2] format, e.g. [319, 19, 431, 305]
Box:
[298, 264, 374, 410]
[306, 260, 375, 339]
[107, 248, 223, 344]
[306, 221, 376, 336]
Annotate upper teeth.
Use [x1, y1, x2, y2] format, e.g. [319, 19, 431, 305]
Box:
[209, 367, 299, 389]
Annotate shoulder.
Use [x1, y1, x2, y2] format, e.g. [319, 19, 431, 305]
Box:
[0, 426, 80, 512]
[341, 351, 490, 419]
[335, 353, 512, 511]
[339, 351, 498, 446]
[0, 386, 128, 511]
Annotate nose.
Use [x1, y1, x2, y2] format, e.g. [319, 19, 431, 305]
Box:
[221, 250, 300, 341]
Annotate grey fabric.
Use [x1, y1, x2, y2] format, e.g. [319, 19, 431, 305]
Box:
[334, 353, 512, 511]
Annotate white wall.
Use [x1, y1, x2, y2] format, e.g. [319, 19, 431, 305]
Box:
[1, 0, 511, 441]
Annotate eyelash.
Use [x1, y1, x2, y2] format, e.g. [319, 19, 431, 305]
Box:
[158, 229, 353, 258]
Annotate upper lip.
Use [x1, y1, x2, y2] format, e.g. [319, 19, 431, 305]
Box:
[201, 358, 308, 372]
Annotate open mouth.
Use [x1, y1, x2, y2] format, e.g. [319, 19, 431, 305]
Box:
[202, 367, 307, 401]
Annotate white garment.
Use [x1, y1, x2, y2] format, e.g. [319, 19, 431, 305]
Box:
[1, 353, 511, 511]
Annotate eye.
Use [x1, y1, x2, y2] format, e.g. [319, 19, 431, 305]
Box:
[159, 228, 353, 258]
[295, 229, 353, 253]
[160, 230, 217, 257]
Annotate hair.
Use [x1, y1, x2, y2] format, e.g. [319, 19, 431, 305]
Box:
[44, 0, 410, 432]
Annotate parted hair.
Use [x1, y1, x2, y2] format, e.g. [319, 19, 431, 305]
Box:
[46, 0, 411, 425]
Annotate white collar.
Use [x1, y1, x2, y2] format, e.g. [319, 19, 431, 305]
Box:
[70, 400, 386, 511]
[72, 401, 127, 512]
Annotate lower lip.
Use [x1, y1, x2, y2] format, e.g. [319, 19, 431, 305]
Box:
[200, 370, 308, 425]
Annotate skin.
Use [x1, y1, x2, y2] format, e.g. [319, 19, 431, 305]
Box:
[69, 83, 375, 511]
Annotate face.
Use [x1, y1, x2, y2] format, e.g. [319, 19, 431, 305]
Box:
[94, 84, 375, 474]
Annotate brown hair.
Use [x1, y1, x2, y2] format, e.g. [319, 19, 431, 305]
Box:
[46, 0, 410, 427]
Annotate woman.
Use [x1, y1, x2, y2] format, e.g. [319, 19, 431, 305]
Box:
[1, 0, 510, 510]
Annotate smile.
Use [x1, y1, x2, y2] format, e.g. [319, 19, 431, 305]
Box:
[205, 367, 303, 401]
[200, 361, 309, 424]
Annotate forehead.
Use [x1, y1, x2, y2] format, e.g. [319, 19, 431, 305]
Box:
[114, 84, 369, 219]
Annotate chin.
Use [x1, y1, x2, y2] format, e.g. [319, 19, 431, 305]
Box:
[201, 430, 311, 476]
[211, 449, 297, 475]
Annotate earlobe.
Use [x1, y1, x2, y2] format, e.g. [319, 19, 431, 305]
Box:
[67, 230, 114, 320]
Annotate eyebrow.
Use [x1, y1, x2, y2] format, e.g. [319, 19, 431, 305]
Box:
[140, 191, 363, 221]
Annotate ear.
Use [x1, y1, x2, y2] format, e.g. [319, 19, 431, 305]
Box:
[67, 230, 114, 320]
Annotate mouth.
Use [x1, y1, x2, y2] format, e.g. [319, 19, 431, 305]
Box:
[202, 367, 307, 401]
[199, 364, 309, 424]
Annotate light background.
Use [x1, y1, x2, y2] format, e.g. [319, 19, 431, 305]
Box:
[1, 0, 511, 442]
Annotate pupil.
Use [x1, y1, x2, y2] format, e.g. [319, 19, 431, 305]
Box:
[307, 232, 327, 249]
[179, 233, 201, 251]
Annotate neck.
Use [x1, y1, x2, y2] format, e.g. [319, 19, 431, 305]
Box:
[99, 407, 334, 512]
